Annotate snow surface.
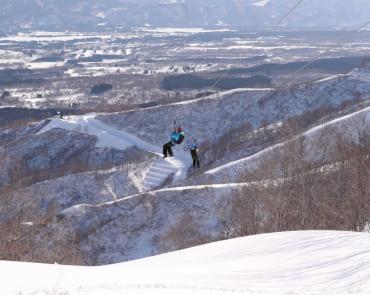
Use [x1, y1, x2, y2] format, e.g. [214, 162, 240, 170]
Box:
[0, 32, 112, 42]
[39, 114, 192, 190]
[253, 0, 270, 7]
[313, 74, 348, 84]
[2, 231, 370, 295]
[139, 27, 232, 34]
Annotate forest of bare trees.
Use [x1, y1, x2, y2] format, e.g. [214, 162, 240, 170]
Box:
[224, 114, 370, 237]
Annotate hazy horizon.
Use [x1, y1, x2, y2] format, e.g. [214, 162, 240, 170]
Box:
[1, 0, 370, 33]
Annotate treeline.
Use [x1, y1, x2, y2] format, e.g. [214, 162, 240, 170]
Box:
[221, 56, 370, 75]
[161, 74, 272, 91]
[0, 107, 79, 127]
[223, 113, 370, 236]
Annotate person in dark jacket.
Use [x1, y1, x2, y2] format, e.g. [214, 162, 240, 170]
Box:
[163, 126, 185, 158]
[188, 139, 200, 169]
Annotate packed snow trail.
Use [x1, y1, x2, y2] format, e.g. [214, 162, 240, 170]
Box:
[2, 231, 370, 295]
[142, 156, 187, 190]
[39, 114, 192, 190]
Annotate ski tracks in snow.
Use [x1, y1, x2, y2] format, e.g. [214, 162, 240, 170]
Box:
[39, 114, 192, 191]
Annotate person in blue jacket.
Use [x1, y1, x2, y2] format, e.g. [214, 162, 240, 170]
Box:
[163, 126, 185, 158]
[188, 139, 200, 169]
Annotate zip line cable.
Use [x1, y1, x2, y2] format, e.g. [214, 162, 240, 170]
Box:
[209, 0, 305, 91]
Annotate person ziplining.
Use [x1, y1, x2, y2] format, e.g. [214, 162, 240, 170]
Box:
[163, 122, 185, 158]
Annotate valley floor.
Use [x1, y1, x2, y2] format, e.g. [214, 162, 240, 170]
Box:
[2, 231, 370, 295]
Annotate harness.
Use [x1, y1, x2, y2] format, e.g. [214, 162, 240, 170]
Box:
[171, 131, 185, 144]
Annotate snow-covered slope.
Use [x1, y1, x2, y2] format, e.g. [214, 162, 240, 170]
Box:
[203, 105, 370, 183]
[2, 231, 370, 295]
[33, 183, 246, 264]
[39, 114, 192, 190]
[6, 163, 152, 215]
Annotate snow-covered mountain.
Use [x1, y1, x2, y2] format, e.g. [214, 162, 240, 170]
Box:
[2, 0, 370, 31]
[23, 105, 369, 265]
[2, 231, 370, 295]
[1, 63, 369, 266]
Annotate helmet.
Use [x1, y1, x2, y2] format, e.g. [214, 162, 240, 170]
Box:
[177, 127, 183, 132]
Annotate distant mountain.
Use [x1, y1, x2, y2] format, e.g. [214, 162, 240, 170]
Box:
[1, 0, 370, 32]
